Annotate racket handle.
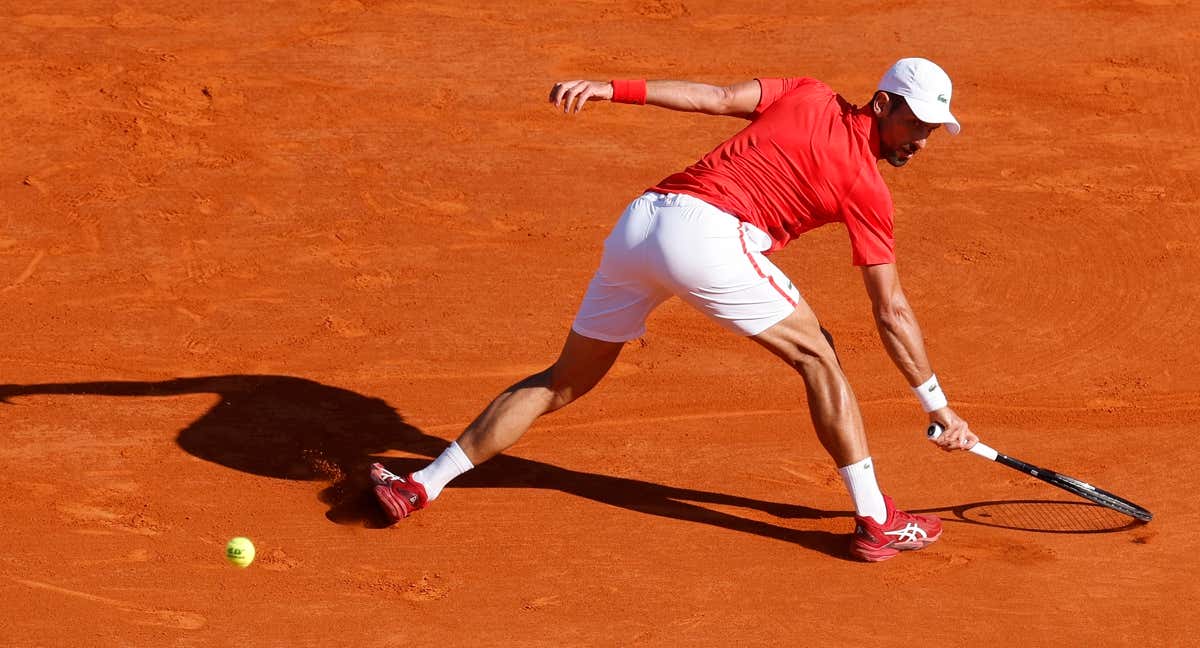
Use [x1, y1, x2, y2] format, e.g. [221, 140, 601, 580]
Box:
[927, 423, 999, 460]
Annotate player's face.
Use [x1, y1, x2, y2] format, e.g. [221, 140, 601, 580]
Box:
[876, 97, 940, 168]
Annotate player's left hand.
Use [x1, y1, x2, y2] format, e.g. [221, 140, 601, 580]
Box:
[549, 80, 613, 114]
[928, 407, 977, 452]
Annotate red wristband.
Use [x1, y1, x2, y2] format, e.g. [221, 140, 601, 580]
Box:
[611, 79, 647, 105]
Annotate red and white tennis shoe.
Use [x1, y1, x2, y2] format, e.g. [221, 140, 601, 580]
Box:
[370, 462, 429, 524]
[850, 494, 942, 562]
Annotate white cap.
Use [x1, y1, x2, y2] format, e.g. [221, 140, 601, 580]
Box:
[878, 58, 960, 135]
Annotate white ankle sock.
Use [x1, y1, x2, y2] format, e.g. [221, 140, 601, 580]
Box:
[411, 442, 474, 501]
[838, 457, 888, 524]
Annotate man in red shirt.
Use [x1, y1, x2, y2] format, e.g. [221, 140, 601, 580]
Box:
[373, 58, 978, 562]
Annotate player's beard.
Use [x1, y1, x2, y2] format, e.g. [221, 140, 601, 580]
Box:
[878, 119, 911, 167]
[882, 141, 917, 167]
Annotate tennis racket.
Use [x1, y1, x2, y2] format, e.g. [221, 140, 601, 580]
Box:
[928, 423, 1153, 522]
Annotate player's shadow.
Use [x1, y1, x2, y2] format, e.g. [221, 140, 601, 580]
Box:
[0, 375, 850, 558]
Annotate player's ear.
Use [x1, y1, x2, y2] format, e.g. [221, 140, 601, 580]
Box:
[870, 91, 890, 118]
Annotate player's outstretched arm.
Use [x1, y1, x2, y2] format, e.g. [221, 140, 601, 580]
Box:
[860, 262, 978, 451]
[549, 79, 762, 118]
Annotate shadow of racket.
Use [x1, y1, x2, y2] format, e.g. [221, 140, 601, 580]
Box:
[942, 498, 1146, 534]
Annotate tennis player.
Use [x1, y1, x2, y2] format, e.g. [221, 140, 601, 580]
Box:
[374, 58, 978, 561]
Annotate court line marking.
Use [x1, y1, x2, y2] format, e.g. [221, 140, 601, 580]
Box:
[9, 576, 206, 630]
[2, 249, 46, 292]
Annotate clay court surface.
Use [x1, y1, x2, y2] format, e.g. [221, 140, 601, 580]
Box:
[1, 1, 1197, 645]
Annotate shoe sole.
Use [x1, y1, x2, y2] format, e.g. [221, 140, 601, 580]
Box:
[369, 462, 416, 524]
[373, 483, 411, 523]
[852, 531, 942, 562]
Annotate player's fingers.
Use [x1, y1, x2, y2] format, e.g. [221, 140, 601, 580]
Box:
[549, 82, 568, 106]
[931, 428, 953, 449]
[936, 424, 967, 451]
[938, 434, 960, 451]
[947, 422, 976, 451]
[569, 85, 594, 113]
[550, 80, 580, 107]
[960, 427, 979, 449]
[574, 88, 594, 113]
[928, 421, 967, 452]
[562, 86, 583, 113]
[563, 85, 585, 110]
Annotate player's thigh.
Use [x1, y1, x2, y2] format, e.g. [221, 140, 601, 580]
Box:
[650, 195, 803, 337]
[572, 193, 672, 344]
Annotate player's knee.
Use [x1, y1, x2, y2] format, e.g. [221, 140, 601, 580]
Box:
[543, 364, 589, 412]
[783, 341, 839, 378]
[819, 326, 836, 353]
[818, 325, 842, 367]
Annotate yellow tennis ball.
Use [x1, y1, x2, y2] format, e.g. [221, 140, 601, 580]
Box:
[225, 537, 255, 568]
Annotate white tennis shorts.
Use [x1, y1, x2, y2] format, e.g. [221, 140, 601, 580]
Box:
[571, 192, 801, 342]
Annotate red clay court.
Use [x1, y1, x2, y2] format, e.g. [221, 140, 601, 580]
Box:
[0, 1, 1194, 645]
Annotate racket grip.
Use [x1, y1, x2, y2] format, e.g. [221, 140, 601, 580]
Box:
[926, 423, 999, 460]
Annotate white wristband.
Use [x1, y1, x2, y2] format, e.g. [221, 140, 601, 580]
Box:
[913, 374, 948, 413]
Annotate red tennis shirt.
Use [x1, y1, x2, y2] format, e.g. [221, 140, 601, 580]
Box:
[649, 77, 895, 265]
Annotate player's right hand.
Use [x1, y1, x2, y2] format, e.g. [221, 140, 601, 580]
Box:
[928, 407, 977, 452]
[549, 80, 613, 114]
